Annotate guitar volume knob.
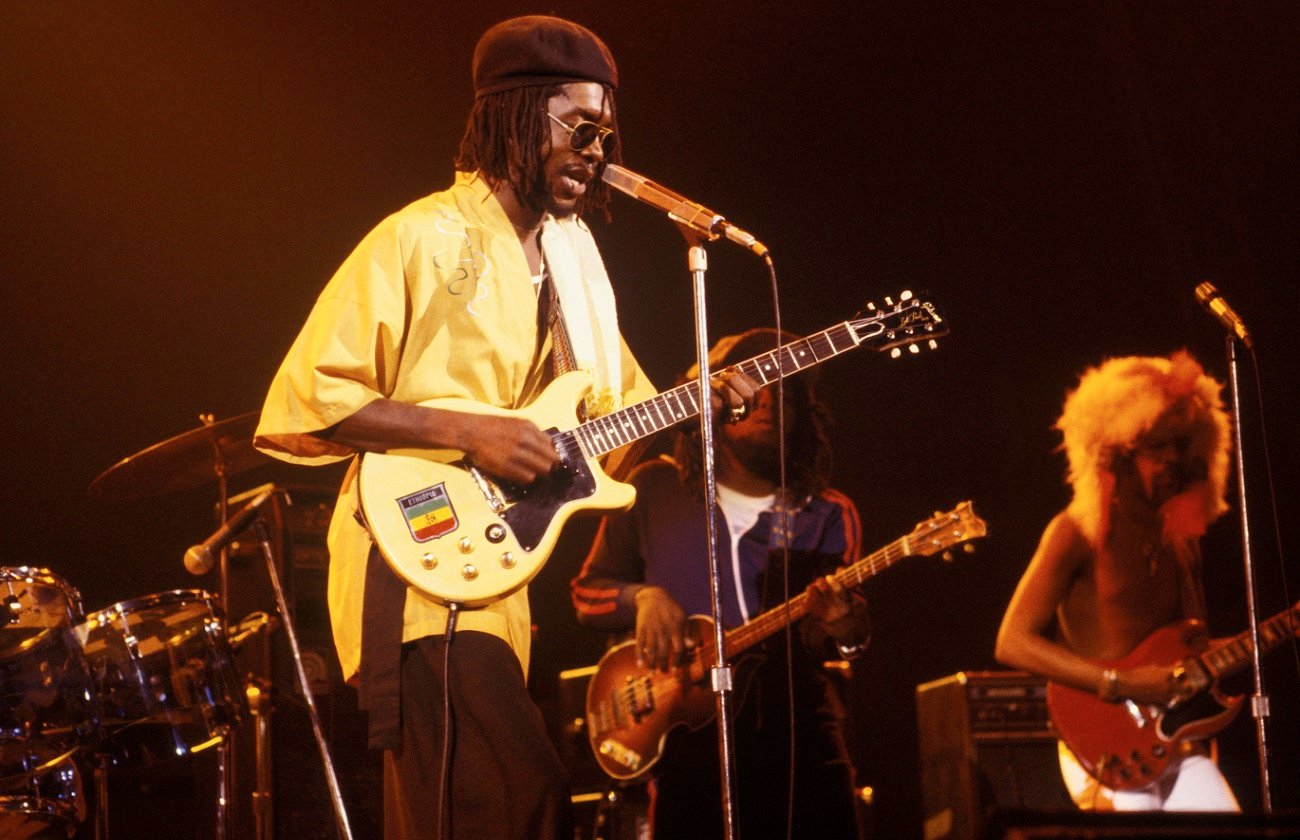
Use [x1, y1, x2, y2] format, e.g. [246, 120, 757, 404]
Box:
[500, 552, 516, 569]
[458, 537, 474, 554]
[461, 564, 478, 581]
[421, 553, 438, 570]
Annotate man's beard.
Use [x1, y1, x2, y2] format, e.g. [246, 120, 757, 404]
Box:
[727, 435, 781, 484]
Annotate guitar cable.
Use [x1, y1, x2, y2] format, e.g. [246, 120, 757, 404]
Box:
[1244, 350, 1300, 679]
[436, 602, 461, 840]
[758, 252, 800, 840]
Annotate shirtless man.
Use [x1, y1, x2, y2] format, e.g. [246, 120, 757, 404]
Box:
[996, 351, 1240, 811]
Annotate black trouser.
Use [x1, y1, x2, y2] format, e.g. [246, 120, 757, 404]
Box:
[383, 631, 572, 840]
[651, 705, 862, 839]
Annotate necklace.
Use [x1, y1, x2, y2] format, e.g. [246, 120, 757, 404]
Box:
[1113, 501, 1165, 577]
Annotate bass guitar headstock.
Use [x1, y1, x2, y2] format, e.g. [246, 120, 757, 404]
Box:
[906, 501, 988, 560]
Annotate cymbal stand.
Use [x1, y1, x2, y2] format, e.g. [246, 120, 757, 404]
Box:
[229, 612, 279, 840]
[202, 413, 237, 839]
[250, 517, 355, 839]
[247, 675, 274, 840]
[93, 754, 111, 840]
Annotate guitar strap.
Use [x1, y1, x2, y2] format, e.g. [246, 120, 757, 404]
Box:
[359, 543, 406, 750]
[541, 265, 588, 419]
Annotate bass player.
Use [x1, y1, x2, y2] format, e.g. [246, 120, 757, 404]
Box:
[571, 328, 870, 839]
[995, 351, 1240, 811]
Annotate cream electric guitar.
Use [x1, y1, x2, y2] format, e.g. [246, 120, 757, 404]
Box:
[359, 293, 946, 606]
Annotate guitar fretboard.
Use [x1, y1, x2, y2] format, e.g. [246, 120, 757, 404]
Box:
[725, 534, 917, 657]
[572, 321, 870, 459]
[1199, 602, 1300, 679]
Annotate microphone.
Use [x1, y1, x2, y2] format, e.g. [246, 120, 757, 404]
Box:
[601, 163, 769, 259]
[184, 487, 276, 575]
[1195, 282, 1253, 349]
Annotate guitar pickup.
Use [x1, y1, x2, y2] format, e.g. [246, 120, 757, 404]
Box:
[598, 739, 643, 771]
[623, 675, 656, 721]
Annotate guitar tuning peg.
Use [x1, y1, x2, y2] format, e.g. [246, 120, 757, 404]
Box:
[890, 348, 902, 359]
[908, 344, 920, 354]
[942, 551, 954, 563]
[884, 296, 895, 307]
[866, 301, 877, 311]
[928, 339, 938, 350]
[900, 290, 913, 301]
[963, 543, 977, 554]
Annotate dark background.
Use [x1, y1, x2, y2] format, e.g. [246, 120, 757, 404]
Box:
[3, 2, 1297, 838]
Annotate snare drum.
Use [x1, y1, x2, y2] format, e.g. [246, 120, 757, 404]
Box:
[0, 567, 99, 775]
[0, 752, 85, 839]
[79, 590, 243, 765]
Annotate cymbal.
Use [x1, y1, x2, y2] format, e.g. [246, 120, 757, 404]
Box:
[90, 412, 270, 500]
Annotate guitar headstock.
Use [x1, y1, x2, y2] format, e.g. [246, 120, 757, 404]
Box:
[851, 291, 948, 357]
[906, 501, 988, 558]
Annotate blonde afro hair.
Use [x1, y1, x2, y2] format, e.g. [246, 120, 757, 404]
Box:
[1057, 351, 1231, 547]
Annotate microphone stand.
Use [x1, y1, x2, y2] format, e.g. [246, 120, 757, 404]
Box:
[679, 223, 740, 840]
[1224, 336, 1273, 811]
[251, 517, 356, 839]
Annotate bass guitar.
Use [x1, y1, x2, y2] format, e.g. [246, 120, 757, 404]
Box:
[358, 293, 946, 606]
[1047, 598, 1300, 790]
[584, 501, 988, 780]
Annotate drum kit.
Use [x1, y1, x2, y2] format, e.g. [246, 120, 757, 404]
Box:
[1, 413, 351, 840]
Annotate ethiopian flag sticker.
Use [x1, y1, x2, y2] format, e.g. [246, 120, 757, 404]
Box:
[397, 483, 458, 543]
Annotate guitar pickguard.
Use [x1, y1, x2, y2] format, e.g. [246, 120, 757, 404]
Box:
[499, 430, 596, 550]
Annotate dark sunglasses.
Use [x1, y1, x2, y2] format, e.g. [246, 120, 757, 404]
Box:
[547, 112, 615, 156]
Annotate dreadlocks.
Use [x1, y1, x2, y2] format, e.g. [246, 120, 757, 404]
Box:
[672, 330, 835, 503]
[454, 84, 620, 219]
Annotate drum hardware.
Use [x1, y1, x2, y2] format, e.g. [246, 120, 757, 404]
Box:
[246, 676, 273, 840]
[90, 412, 271, 839]
[227, 611, 279, 653]
[1, 567, 100, 783]
[0, 750, 86, 840]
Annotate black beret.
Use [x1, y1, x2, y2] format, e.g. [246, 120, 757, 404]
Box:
[473, 15, 618, 97]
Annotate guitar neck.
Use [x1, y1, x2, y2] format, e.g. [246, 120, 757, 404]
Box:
[724, 534, 914, 657]
[574, 322, 865, 459]
[1197, 601, 1300, 681]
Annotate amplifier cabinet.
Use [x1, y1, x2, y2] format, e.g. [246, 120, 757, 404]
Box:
[917, 671, 1074, 840]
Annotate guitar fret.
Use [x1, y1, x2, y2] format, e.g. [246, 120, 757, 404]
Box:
[608, 415, 630, 447]
[571, 302, 940, 458]
[827, 324, 859, 354]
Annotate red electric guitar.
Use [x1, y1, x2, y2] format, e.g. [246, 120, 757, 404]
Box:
[1047, 599, 1300, 790]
